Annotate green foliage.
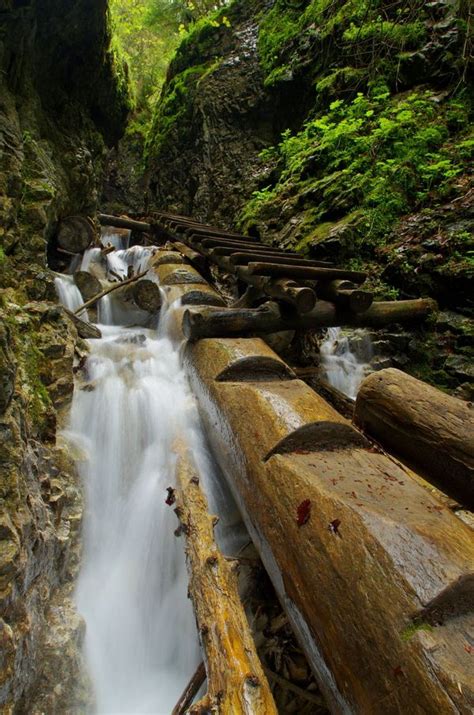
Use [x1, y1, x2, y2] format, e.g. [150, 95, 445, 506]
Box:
[258, 0, 463, 90]
[240, 86, 472, 255]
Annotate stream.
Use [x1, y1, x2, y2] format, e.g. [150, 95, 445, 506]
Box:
[320, 327, 373, 399]
[55, 236, 242, 713]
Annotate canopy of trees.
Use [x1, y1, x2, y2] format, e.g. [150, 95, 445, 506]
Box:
[109, 0, 229, 108]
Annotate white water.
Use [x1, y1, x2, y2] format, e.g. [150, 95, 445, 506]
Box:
[320, 327, 373, 399]
[55, 246, 243, 713]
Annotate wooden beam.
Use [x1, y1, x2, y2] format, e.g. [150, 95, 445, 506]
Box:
[247, 263, 367, 283]
[182, 298, 437, 339]
[98, 213, 152, 233]
[172, 443, 277, 714]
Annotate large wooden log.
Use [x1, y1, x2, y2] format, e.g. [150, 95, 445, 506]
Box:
[57, 215, 95, 253]
[73, 271, 102, 301]
[98, 213, 152, 233]
[317, 279, 373, 313]
[182, 299, 437, 338]
[172, 445, 277, 714]
[354, 368, 474, 506]
[228, 252, 333, 268]
[247, 262, 367, 283]
[184, 337, 474, 714]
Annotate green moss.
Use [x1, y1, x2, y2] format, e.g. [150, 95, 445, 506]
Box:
[401, 621, 434, 642]
[239, 87, 473, 262]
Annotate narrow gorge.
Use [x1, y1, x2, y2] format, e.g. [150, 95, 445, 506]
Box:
[0, 1, 473, 714]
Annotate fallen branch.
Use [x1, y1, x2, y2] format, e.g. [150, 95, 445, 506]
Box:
[264, 668, 326, 708]
[171, 442, 276, 714]
[171, 662, 206, 715]
[74, 269, 149, 316]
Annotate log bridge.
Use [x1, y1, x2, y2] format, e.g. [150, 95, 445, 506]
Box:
[64, 213, 473, 713]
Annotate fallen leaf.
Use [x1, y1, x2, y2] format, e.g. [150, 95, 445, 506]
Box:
[297, 499, 311, 527]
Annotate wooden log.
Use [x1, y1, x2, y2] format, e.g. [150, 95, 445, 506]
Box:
[206, 243, 292, 256]
[63, 308, 102, 339]
[73, 271, 102, 301]
[174, 241, 208, 273]
[247, 262, 367, 283]
[193, 237, 285, 253]
[57, 215, 95, 253]
[185, 337, 474, 714]
[172, 444, 277, 715]
[317, 279, 373, 313]
[354, 368, 474, 506]
[98, 213, 152, 233]
[73, 269, 149, 316]
[185, 227, 256, 241]
[182, 299, 437, 339]
[232, 267, 316, 314]
[228, 252, 333, 268]
[171, 662, 206, 715]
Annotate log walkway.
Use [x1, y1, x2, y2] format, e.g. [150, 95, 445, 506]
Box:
[55, 212, 473, 715]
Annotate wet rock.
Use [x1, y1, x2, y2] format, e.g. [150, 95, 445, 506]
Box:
[445, 355, 474, 381]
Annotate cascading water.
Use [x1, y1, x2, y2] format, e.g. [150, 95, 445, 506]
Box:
[55, 244, 242, 713]
[320, 327, 373, 399]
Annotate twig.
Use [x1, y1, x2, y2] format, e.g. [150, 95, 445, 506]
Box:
[264, 667, 326, 707]
[171, 662, 206, 715]
[74, 269, 149, 316]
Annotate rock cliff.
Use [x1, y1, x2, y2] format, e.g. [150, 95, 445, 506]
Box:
[0, 1, 129, 709]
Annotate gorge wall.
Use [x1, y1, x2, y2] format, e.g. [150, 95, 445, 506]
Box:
[146, 0, 473, 395]
[0, 1, 129, 709]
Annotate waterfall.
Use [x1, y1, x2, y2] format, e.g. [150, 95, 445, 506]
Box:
[320, 327, 373, 399]
[54, 274, 88, 319]
[55, 246, 242, 713]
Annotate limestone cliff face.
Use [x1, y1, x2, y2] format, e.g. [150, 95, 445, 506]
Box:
[0, 1, 129, 710]
[146, 0, 275, 226]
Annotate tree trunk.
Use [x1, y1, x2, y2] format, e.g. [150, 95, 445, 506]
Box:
[185, 336, 474, 714]
[172, 444, 277, 715]
[354, 368, 474, 506]
[74, 269, 150, 316]
[98, 213, 152, 233]
[57, 216, 95, 253]
[182, 299, 437, 339]
[227, 251, 333, 268]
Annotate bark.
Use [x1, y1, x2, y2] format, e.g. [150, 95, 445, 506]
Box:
[182, 299, 437, 339]
[172, 444, 277, 715]
[185, 337, 474, 714]
[63, 308, 102, 339]
[355, 368, 474, 506]
[247, 262, 367, 283]
[98, 213, 152, 233]
[57, 216, 95, 253]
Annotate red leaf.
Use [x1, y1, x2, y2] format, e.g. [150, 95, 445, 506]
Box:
[297, 499, 311, 527]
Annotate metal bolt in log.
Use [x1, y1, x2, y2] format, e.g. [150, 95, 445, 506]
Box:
[171, 442, 277, 714]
